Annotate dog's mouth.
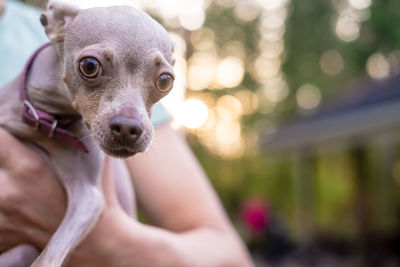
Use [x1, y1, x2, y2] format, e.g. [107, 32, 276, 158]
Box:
[98, 133, 152, 158]
[99, 143, 144, 158]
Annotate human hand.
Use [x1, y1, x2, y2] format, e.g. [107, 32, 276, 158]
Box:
[0, 128, 130, 266]
[0, 128, 66, 250]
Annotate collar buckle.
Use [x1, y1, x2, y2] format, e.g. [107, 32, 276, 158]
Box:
[49, 119, 58, 138]
[23, 100, 40, 130]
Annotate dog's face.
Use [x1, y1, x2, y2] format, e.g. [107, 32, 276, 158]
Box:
[42, 2, 174, 157]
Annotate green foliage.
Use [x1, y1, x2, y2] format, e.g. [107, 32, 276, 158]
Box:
[194, 0, 400, 238]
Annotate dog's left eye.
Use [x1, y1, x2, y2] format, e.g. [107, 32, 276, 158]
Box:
[79, 57, 101, 78]
[156, 73, 174, 93]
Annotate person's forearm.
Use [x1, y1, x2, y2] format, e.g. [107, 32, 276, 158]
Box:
[103, 212, 253, 267]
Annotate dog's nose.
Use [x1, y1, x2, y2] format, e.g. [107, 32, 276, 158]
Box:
[109, 116, 143, 141]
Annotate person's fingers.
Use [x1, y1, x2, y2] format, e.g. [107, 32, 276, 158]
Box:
[0, 128, 53, 188]
[0, 128, 40, 171]
[0, 231, 26, 251]
[0, 128, 16, 169]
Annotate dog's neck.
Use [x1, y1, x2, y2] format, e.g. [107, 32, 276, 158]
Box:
[26, 44, 78, 116]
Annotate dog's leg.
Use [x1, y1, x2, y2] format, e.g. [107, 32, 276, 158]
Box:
[0, 244, 39, 267]
[31, 182, 104, 267]
[30, 150, 104, 267]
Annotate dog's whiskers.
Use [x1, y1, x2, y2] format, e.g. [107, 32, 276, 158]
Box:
[92, 148, 103, 160]
[77, 134, 92, 142]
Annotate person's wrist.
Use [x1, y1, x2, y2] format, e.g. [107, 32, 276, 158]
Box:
[66, 207, 136, 267]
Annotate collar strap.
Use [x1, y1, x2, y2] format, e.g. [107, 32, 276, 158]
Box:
[19, 42, 89, 153]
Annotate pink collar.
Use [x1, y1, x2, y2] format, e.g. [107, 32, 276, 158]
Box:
[19, 43, 89, 153]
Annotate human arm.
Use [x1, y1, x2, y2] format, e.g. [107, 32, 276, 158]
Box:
[115, 124, 253, 266]
[0, 125, 253, 266]
[70, 124, 253, 266]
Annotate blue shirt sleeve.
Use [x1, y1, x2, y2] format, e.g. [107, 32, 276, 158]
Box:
[151, 102, 171, 126]
[0, 0, 48, 87]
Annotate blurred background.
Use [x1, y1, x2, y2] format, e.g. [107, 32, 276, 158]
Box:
[23, 0, 400, 266]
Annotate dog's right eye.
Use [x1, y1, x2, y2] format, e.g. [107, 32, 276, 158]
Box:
[79, 57, 101, 78]
[156, 73, 174, 93]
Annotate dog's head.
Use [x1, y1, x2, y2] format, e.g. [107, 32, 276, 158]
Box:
[41, 1, 175, 157]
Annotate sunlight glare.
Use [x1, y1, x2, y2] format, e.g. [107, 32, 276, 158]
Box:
[216, 57, 245, 88]
[175, 99, 209, 129]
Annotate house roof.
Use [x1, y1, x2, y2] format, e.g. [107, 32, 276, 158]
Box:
[263, 75, 400, 150]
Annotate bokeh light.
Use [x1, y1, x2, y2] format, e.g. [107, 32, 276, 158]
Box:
[366, 52, 391, 80]
[168, 33, 187, 57]
[235, 90, 259, 115]
[252, 55, 282, 82]
[257, 0, 287, 11]
[216, 95, 243, 118]
[191, 27, 215, 48]
[348, 0, 372, 10]
[187, 52, 217, 91]
[216, 57, 245, 88]
[332, 0, 372, 43]
[320, 49, 345, 76]
[335, 14, 360, 42]
[262, 76, 289, 103]
[258, 40, 284, 59]
[221, 41, 246, 61]
[178, 2, 206, 31]
[233, 1, 261, 23]
[296, 83, 322, 110]
[175, 98, 209, 129]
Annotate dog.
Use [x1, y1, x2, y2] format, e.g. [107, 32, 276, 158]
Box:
[0, 1, 174, 266]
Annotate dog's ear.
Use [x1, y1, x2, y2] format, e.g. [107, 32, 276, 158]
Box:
[40, 1, 80, 41]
